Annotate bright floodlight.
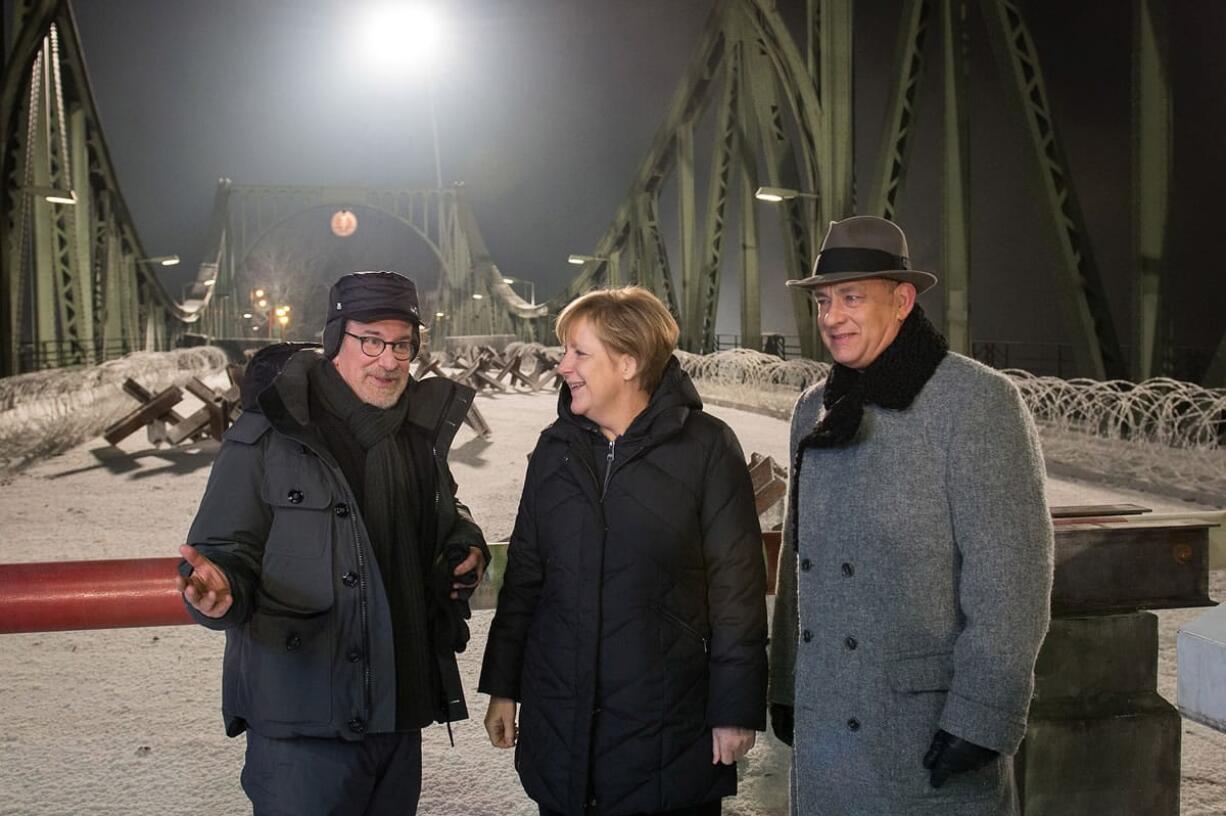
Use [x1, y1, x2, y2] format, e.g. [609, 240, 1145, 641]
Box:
[472, 293, 484, 300]
[357, 4, 445, 72]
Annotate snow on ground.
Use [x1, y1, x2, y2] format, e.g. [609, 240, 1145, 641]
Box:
[0, 388, 1222, 815]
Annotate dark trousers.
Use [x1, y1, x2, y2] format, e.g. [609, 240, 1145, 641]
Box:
[242, 730, 422, 816]
[540, 802, 721, 816]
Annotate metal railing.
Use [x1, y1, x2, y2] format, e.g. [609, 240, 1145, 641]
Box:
[713, 333, 803, 360]
[16, 340, 141, 372]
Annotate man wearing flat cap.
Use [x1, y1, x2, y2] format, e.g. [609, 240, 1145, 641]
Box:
[178, 270, 488, 814]
[768, 216, 1053, 814]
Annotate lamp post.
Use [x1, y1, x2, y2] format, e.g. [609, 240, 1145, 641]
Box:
[753, 186, 819, 203]
[503, 277, 535, 305]
[18, 185, 77, 205]
[137, 255, 181, 267]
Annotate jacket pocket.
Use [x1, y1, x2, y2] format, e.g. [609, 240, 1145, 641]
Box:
[244, 609, 333, 726]
[263, 456, 335, 560]
[655, 604, 710, 654]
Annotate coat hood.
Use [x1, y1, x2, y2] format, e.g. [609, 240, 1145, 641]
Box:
[257, 349, 474, 457]
[551, 355, 701, 444]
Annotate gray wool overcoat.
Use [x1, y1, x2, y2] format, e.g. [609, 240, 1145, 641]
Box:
[769, 352, 1054, 816]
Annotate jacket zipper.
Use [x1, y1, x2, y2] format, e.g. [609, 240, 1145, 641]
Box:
[656, 604, 710, 653]
[601, 439, 615, 499]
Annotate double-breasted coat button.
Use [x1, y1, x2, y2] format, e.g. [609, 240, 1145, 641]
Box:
[845, 636, 858, 650]
[285, 634, 302, 651]
[802, 629, 813, 643]
[334, 503, 350, 518]
[800, 558, 813, 572]
[847, 718, 861, 732]
[841, 562, 855, 577]
[348, 718, 366, 734]
[342, 571, 359, 587]
[287, 489, 304, 504]
[347, 649, 362, 663]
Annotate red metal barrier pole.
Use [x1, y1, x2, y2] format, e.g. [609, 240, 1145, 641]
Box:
[0, 557, 192, 634]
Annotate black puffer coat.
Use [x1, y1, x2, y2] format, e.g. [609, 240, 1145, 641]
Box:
[183, 351, 486, 739]
[479, 359, 767, 815]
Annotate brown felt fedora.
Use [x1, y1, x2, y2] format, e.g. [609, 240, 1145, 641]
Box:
[785, 215, 937, 294]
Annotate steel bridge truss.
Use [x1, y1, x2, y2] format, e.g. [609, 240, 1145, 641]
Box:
[4, 0, 1211, 384]
[1, 0, 188, 377]
[557, 0, 1193, 382]
[192, 181, 546, 344]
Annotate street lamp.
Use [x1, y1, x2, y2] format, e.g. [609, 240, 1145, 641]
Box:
[503, 277, 536, 305]
[356, 5, 447, 187]
[568, 253, 608, 265]
[19, 185, 77, 205]
[754, 186, 819, 203]
[137, 255, 181, 267]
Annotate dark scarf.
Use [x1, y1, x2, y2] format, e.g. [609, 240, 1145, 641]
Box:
[309, 362, 440, 729]
[800, 304, 949, 449]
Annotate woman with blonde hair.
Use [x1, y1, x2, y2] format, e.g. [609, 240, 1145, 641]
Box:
[480, 286, 767, 816]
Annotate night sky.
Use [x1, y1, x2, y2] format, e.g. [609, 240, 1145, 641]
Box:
[17, 0, 1226, 373]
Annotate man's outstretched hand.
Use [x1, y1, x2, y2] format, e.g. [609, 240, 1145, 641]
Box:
[922, 729, 998, 788]
[177, 544, 233, 619]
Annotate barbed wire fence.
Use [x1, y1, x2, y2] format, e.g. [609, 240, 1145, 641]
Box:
[675, 351, 1225, 505]
[1, 344, 1221, 503]
[0, 348, 229, 471]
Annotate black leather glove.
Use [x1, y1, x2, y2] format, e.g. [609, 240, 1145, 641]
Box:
[431, 546, 474, 653]
[447, 546, 480, 601]
[770, 703, 794, 747]
[922, 729, 998, 788]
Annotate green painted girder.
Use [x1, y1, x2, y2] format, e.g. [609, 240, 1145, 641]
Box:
[695, 37, 741, 353]
[980, 0, 1125, 380]
[818, 0, 854, 224]
[867, 0, 931, 222]
[2, 2, 187, 373]
[941, 0, 971, 355]
[1132, 0, 1171, 381]
[554, 0, 825, 359]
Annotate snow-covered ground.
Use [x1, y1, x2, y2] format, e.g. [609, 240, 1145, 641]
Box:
[1, 388, 1222, 815]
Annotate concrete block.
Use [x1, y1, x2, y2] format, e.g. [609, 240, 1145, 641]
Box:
[1034, 613, 1157, 700]
[1178, 602, 1226, 733]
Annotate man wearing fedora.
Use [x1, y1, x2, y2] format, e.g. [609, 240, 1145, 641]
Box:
[177, 270, 488, 815]
[768, 216, 1053, 814]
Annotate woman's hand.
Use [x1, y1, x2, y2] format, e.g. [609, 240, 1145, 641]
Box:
[485, 696, 518, 748]
[712, 726, 756, 765]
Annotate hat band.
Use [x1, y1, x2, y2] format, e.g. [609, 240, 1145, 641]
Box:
[815, 247, 909, 275]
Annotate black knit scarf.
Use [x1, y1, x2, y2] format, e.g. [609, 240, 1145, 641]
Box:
[309, 361, 439, 729]
[800, 304, 949, 449]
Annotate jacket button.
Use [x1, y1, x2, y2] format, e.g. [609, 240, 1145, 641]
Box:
[800, 558, 812, 572]
[334, 503, 349, 518]
[342, 571, 359, 587]
[841, 562, 855, 577]
[348, 718, 366, 734]
[347, 649, 362, 663]
[845, 636, 858, 650]
[285, 634, 302, 651]
[287, 489, 303, 504]
[802, 629, 813, 643]
[847, 718, 861, 732]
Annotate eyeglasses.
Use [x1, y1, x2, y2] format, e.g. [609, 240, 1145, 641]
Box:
[344, 331, 414, 361]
